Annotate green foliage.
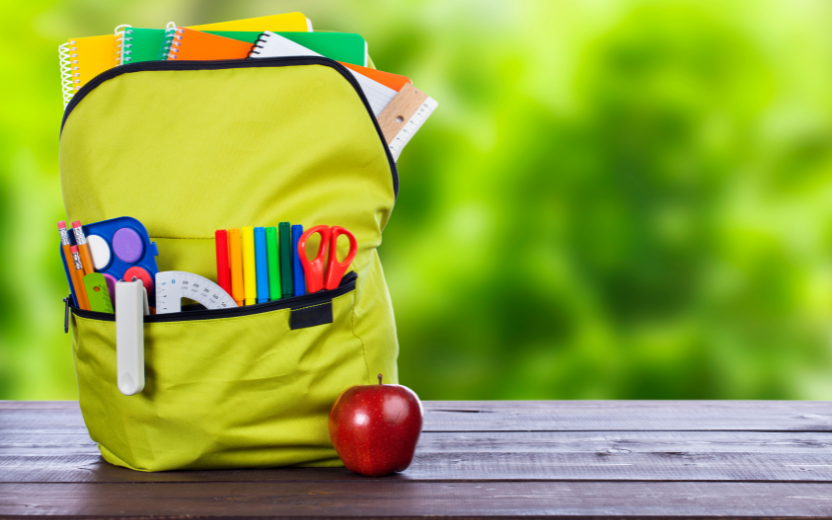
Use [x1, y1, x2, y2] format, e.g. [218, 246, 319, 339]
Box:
[3, 0, 832, 400]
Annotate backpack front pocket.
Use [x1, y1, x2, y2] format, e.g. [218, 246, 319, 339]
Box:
[69, 274, 366, 472]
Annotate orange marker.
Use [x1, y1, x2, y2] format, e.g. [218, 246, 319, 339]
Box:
[228, 228, 245, 306]
[71, 221, 95, 275]
[59, 222, 89, 310]
[70, 245, 91, 311]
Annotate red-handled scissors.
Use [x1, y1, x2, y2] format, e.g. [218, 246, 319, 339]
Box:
[297, 225, 358, 293]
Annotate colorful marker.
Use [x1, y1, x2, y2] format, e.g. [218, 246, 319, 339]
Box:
[278, 222, 294, 298]
[70, 245, 91, 310]
[241, 226, 257, 306]
[266, 227, 282, 301]
[59, 222, 88, 310]
[228, 229, 244, 307]
[292, 224, 306, 296]
[254, 227, 270, 303]
[215, 230, 231, 297]
[71, 221, 95, 275]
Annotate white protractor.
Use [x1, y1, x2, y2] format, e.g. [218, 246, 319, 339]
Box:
[388, 96, 438, 161]
[155, 271, 238, 314]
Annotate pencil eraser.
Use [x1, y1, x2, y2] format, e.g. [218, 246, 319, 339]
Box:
[72, 221, 82, 228]
[58, 221, 67, 229]
[70, 245, 78, 253]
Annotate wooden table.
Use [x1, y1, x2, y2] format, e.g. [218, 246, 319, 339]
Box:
[3, 401, 832, 518]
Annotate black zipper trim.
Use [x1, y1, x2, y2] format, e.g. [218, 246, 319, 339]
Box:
[60, 56, 399, 197]
[70, 272, 357, 323]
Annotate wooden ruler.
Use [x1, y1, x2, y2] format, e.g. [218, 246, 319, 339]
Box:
[377, 83, 438, 160]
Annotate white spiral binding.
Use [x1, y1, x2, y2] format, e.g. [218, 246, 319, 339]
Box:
[115, 24, 132, 65]
[59, 42, 75, 107]
[167, 27, 185, 60]
[157, 21, 177, 60]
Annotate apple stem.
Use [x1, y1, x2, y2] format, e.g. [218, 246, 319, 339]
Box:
[378, 374, 383, 385]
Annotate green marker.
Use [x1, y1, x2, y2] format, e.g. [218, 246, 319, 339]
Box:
[266, 227, 282, 300]
[279, 222, 294, 298]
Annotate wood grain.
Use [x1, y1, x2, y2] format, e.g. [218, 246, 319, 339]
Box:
[376, 83, 428, 144]
[5, 401, 832, 518]
[4, 481, 832, 518]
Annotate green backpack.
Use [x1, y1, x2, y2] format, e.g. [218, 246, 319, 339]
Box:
[59, 57, 399, 471]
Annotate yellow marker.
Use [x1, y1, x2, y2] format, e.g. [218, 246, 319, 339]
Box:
[228, 229, 245, 306]
[241, 226, 257, 306]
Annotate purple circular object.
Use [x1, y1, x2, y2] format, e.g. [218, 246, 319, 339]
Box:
[112, 227, 144, 264]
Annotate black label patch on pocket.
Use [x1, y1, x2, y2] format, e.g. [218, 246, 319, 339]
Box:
[290, 302, 334, 330]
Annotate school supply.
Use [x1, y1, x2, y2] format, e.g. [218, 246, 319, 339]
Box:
[115, 278, 149, 396]
[215, 31, 367, 66]
[339, 62, 412, 92]
[165, 28, 253, 61]
[215, 230, 232, 297]
[189, 12, 312, 33]
[297, 226, 358, 293]
[241, 226, 257, 305]
[266, 227, 282, 301]
[278, 222, 294, 298]
[254, 227, 270, 303]
[155, 271, 237, 314]
[59, 222, 89, 311]
[59, 31, 121, 105]
[70, 246, 91, 310]
[83, 273, 114, 313]
[117, 24, 174, 64]
[71, 221, 95, 275]
[60, 217, 160, 308]
[228, 228, 245, 306]
[62, 51, 401, 472]
[377, 84, 439, 161]
[292, 225, 306, 297]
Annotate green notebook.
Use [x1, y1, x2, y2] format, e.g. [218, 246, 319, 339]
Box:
[278, 222, 294, 298]
[206, 31, 368, 66]
[119, 27, 172, 64]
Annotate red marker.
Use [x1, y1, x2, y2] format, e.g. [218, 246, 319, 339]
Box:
[215, 229, 232, 296]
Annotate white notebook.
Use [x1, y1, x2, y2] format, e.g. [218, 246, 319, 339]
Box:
[249, 31, 397, 116]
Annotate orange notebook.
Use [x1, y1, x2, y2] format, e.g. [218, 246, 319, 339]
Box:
[339, 62, 411, 92]
[166, 28, 254, 60]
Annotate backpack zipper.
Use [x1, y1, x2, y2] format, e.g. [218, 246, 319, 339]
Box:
[67, 271, 357, 325]
[60, 56, 399, 197]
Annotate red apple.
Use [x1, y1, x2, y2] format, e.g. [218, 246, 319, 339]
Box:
[329, 374, 423, 476]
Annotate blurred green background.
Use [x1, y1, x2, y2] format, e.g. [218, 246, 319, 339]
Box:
[3, 0, 832, 400]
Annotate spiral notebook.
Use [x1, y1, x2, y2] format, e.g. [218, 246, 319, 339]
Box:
[165, 28, 254, 60]
[59, 32, 121, 106]
[212, 31, 368, 66]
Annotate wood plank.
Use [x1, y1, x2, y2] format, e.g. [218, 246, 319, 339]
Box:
[8, 449, 832, 483]
[423, 400, 832, 431]
[3, 481, 832, 518]
[6, 400, 832, 432]
[7, 430, 832, 456]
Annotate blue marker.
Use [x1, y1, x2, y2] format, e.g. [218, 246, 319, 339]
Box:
[254, 227, 270, 303]
[292, 224, 306, 296]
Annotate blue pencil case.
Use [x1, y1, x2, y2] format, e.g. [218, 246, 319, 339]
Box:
[61, 217, 159, 307]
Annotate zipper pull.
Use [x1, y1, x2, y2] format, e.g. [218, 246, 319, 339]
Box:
[63, 296, 71, 334]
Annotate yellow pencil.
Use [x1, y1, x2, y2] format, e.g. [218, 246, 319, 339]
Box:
[241, 226, 257, 306]
[228, 229, 245, 306]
